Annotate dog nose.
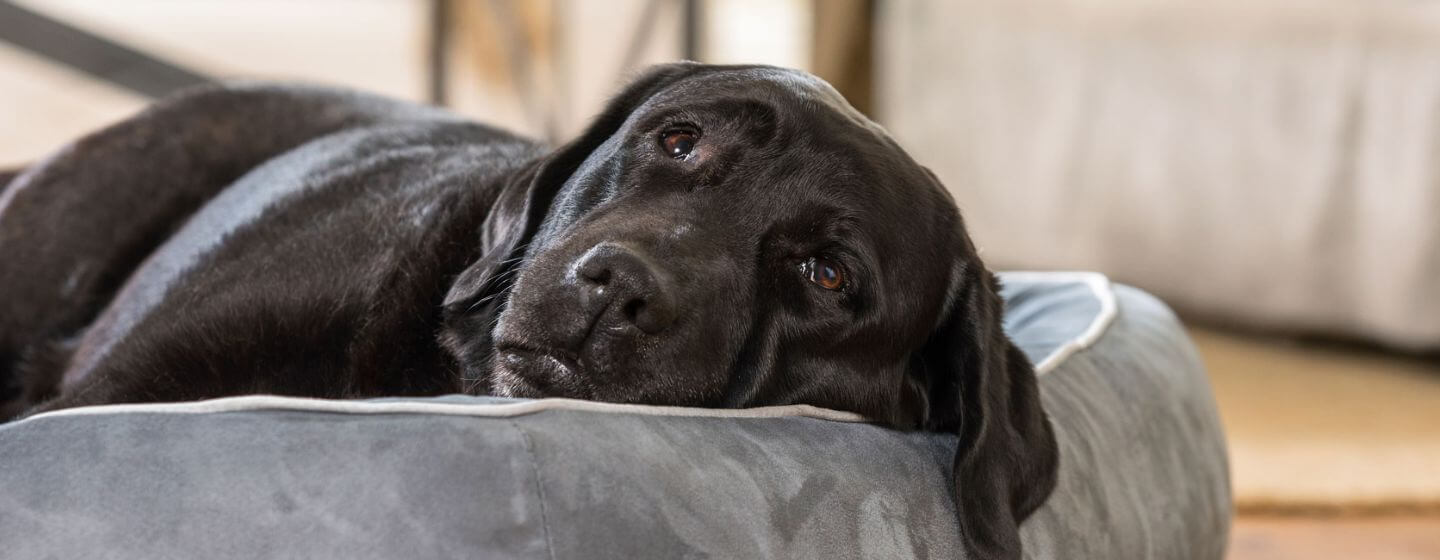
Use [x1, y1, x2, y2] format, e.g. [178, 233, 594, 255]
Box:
[575, 243, 678, 334]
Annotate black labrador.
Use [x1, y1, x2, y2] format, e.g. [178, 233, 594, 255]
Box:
[0, 63, 1056, 559]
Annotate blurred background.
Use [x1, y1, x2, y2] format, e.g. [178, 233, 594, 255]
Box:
[2, 1, 1437, 557]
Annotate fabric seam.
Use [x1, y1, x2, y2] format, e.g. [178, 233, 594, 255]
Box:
[17, 396, 869, 424]
[999, 271, 1118, 376]
[510, 419, 558, 560]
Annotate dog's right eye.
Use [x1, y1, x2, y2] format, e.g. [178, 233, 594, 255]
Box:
[660, 128, 699, 159]
[800, 257, 847, 291]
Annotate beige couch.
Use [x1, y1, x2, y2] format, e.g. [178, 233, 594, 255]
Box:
[878, 0, 1440, 350]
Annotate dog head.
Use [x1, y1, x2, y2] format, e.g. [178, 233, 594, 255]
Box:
[441, 63, 1056, 559]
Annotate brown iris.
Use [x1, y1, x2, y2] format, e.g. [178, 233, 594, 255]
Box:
[660, 128, 699, 158]
[803, 257, 846, 291]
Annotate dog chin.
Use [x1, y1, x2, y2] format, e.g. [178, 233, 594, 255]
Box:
[488, 371, 543, 398]
[490, 347, 590, 399]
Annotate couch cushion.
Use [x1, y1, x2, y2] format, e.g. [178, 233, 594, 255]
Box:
[880, 0, 1440, 350]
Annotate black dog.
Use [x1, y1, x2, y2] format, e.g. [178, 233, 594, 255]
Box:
[0, 63, 1056, 559]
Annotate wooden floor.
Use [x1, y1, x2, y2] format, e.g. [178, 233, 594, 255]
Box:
[1229, 516, 1440, 560]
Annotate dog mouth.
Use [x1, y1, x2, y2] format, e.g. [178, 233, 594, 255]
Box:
[492, 343, 590, 399]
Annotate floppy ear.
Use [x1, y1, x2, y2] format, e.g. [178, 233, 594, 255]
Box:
[920, 264, 1059, 560]
[440, 62, 703, 382]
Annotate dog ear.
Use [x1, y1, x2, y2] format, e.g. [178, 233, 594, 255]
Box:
[440, 62, 703, 378]
[918, 262, 1059, 560]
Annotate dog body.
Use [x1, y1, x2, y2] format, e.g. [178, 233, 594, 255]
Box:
[1, 87, 534, 413]
[0, 64, 1056, 559]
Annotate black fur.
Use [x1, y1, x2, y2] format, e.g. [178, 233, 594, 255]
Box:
[0, 63, 1057, 560]
[0, 169, 17, 194]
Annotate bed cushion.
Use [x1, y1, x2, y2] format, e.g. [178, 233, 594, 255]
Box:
[0, 271, 1230, 559]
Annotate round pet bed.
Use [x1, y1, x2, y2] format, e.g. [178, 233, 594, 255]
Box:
[0, 272, 1231, 559]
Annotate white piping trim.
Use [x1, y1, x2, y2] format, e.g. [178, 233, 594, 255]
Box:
[19, 394, 869, 424]
[19, 272, 1114, 423]
[998, 271, 1118, 376]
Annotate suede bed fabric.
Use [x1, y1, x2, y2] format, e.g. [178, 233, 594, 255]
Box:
[0, 273, 1230, 559]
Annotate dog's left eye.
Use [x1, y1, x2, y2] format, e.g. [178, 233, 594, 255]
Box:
[801, 257, 846, 291]
[660, 128, 699, 159]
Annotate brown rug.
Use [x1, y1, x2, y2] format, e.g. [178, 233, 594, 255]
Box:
[1192, 328, 1440, 514]
[1229, 515, 1440, 560]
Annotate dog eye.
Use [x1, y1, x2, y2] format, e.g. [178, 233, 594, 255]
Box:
[660, 128, 699, 159]
[801, 257, 846, 291]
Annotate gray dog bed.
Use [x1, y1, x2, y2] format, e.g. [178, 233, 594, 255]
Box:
[0, 272, 1230, 559]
